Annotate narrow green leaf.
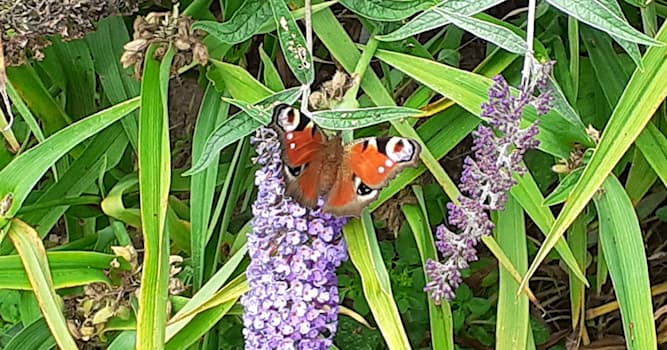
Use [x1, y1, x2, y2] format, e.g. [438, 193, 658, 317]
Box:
[547, 0, 662, 46]
[4, 317, 55, 350]
[374, 48, 590, 158]
[568, 215, 588, 330]
[543, 168, 584, 206]
[259, 45, 285, 91]
[166, 244, 248, 340]
[494, 196, 529, 349]
[343, 216, 411, 349]
[376, 0, 505, 42]
[310, 106, 423, 130]
[8, 219, 77, 350]
[136, 45, 174, 350]
[207, 60, 273, 100]
[193, 0, 272, 44]
[269, 0, 314, 85]
[0, 98, 139, 227]
[339, 0, 432, 21]
[185, 87, 301, 175]
[635, 123, 667, 188]
[592, 176, 656, 349]
[190, 84, 229, 290]
[520, 22, 667, 296]
[403, 186, 453, 350]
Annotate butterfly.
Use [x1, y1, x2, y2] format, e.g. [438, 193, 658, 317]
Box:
[271, 104, 421, 217]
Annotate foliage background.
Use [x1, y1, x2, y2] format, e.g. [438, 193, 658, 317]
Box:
[1, 0, 667, 349]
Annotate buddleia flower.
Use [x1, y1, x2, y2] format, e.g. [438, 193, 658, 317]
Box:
[425, 61, 555, 304]
[242, 126, 349, 349]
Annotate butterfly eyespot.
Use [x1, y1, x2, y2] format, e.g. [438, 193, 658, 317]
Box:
[385, 137, 416, 162]
[356, 181, 373, 196]
[286, 165, 303, 177]
[276, 105, 300, 132]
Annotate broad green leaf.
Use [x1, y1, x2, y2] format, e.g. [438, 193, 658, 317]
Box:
[310, 106, 423, 130]
[494, 197, 529, 349]
[374, 48, 590, 158]
[547, 0, 662, 46]
[339, 0, 433, 21]
[520, 22, 667, 296]
[376, 0, 505, 42]
[269, 0, 314, 85]
[343, 216, 411, 349]
[185, 87, 301, 175]
[592, 176, 656, 349]
[433, 8, 527, 54]
[136, 45, 174, 350]
[8, 219, 77, 350]
[193, 0, 272, 44]
[0, 97, 139, 228]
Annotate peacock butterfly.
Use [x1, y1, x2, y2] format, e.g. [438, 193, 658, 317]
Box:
[271, 104, 421, 217]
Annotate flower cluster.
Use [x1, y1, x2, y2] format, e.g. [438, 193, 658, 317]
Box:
[241, 127, 349, 350]
[425, 62, 554, 304]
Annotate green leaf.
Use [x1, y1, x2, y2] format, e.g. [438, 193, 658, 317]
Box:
[258, 45, 285, 91]
[520, 22, 667, 297]
[547, 0, 662, 46]
[193, 0, 272, 44]
[433, 8, 527, 54]
[376, 0, 505, 42]
[402, 186, 454, 350]
[4, 317, 55, 350]
[135, 45, 174, 350]
[206, 60, 273, 99]
[8, 219, 78, 350]
[592, 176, 656, 349]
[635, 123, 667, 188]
[185, 87, 301, 175]
[494, 196, 530, 349]
[338, 0, 433, 21]
[374, 48, 590, 158]
[189, 84, 229, 290]
[269, 0, 314, 85]
[0, 98, 139, 228]
[310, 106, 423, 130]
[343, 215, 411, 349]
[543, 168, 584, 206]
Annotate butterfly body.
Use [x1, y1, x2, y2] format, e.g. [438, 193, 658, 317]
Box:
[272, 104, 421, 217]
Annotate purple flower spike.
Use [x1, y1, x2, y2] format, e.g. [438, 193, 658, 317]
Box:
[242, 127, 349, 349]
[425, 61, 555, 304]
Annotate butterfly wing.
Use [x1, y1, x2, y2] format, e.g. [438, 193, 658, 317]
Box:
[272, 104, 326, 207]
[324, 137, 421, 216]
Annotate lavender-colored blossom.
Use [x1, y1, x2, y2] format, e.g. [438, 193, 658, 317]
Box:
[425, 61, 554, 304]
[242, 127, 349, 349]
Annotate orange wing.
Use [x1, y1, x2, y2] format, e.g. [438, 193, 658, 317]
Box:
[272, 104, 325, 207]
[324, 137, 421, 217]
